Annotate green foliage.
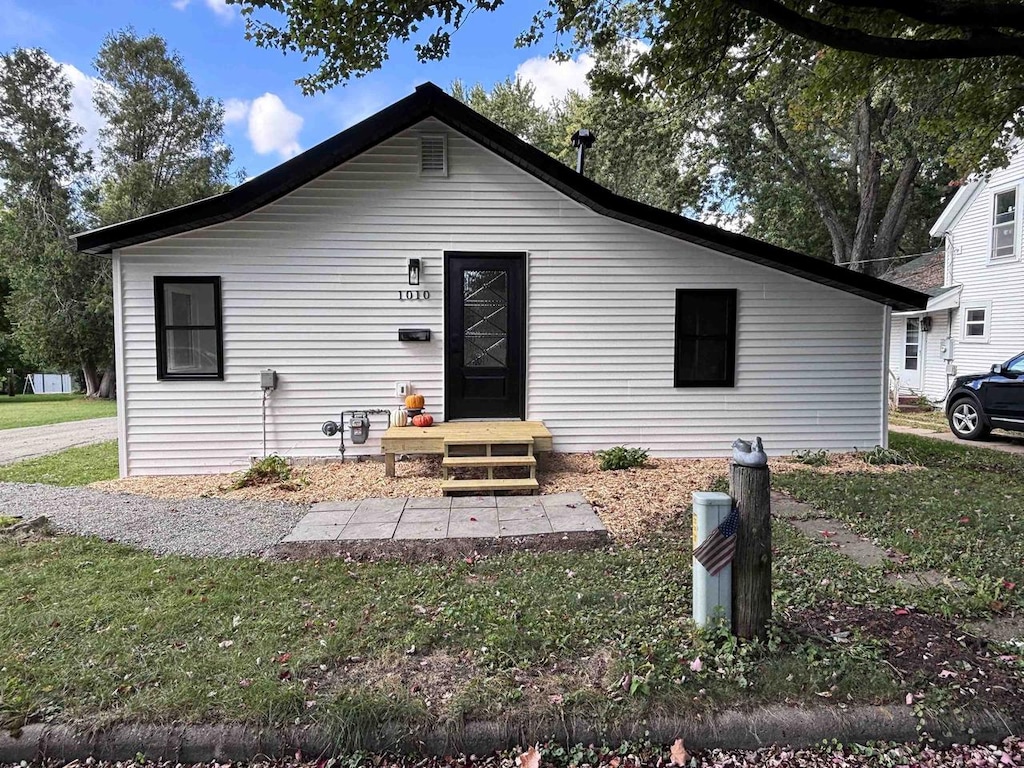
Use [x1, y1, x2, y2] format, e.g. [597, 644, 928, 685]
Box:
[595, 445, 649, 471]
[0, 517, 17, 528]
[791, 448, 831, 467]
[858, 445, 913, 466]
[0, 440, 118, 486]
[0, 394, 116, 430]
[232, 453, 292, 489]
[89, 29, 236, 226]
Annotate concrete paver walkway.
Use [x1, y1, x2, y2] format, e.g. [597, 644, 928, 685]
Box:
[0, 417, 118, 465]
[281, 492, 605, 543]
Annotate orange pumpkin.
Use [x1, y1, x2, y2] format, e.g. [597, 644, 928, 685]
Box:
[412, 413, 434, 427]
[405, 393, 425, 409]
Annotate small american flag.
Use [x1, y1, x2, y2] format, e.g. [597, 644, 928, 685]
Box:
[692, 505, 740, 576]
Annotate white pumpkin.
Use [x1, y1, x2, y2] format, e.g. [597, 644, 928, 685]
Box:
[390, 409, 408, 427]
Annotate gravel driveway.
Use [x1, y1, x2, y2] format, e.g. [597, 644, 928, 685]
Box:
[0, 417, 118, 465]
[0, 482, 306, 556]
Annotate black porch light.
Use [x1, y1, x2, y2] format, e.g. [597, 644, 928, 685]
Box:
[408, 258, 421, 286]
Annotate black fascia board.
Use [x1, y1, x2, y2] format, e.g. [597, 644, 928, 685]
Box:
[75, 82, 927, 312]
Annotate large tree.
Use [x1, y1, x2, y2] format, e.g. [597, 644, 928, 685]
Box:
[90, 29, 235, 226]
[0, 48, 111, 395]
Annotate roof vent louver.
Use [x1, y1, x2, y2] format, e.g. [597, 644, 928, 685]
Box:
[420, 134, 447, 176]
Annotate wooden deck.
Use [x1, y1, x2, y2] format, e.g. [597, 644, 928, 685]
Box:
[380, 420, 552, 481]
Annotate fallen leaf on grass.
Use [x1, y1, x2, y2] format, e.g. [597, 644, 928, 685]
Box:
[894, 608, 910, 616]
[689, 657, 702, 672]
[218, 640, 234, 649]
[670, 738, 689, 766]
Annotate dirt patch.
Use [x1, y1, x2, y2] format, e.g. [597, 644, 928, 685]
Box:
[791, 603, 1024, 718]
[93, 453, 920, 541]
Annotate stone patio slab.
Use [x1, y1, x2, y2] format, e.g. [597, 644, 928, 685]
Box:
[356, 498, 407, 514]
[788, 518, 893, 568]
[349, 507, 404, 525]
[394, 521, 449, 540]
[281, 524, 341, 543]
[495, 495, 542, 508]
[451, 495, 498, 508]
[400, 508, 451, 524]
[549, 515, 606, 533]
[301, 510, 355, 527]
[404, 497, 452, 510]
[539, 492, 588, 507]
[311, 500, 361, 513]
[448, 508, 500, 537]
[499, 517, 553, 536]
[497, 503, 548, 521]
[337, 521, 398, 540]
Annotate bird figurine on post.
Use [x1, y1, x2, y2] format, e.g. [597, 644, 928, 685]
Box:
[732, 436, 768, 468]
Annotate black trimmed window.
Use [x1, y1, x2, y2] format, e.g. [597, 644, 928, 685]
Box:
[154, 277, 223, 380]
[674, 289, 737, 387]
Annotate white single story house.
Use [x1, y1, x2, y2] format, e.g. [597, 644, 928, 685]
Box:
[76, 83, 926, 478]
[886, 145, 1024, 402]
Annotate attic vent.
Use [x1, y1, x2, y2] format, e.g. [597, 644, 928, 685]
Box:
[420, 134, 447, 176]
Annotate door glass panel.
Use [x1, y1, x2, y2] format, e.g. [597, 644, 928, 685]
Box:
[463, 269, 508, 368]
[904, 319, 919, 370]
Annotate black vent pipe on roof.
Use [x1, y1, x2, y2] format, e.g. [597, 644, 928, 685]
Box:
[570, 128, 597, 176]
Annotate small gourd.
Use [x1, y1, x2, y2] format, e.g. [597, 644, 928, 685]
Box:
[390, 409, 408, 427]
[405, 393, 425, 409]
[412, 413, 434, 427]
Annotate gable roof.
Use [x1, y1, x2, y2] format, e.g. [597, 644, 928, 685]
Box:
[930, 180, 985, 237]
[879, 250, 945, 296]
[75, 82, 926, 311]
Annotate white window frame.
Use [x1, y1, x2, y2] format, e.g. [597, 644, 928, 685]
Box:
[419, 133, 448, 177]
[989, 183, 1020, 262]
[903, 317, 921, 371]
[961, 301, 991, 343]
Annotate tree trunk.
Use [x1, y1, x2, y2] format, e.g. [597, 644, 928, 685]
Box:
[97, 367, 116, 400]
[730, 463, 772, 640]
[82, 361, 101, 398]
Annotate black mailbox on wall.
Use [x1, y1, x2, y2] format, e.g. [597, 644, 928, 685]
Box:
[398, 328, 431, 342]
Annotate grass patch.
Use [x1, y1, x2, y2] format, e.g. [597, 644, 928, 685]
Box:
[776, 432, 1024, 615]
[0, 440, 118, 486]
[889, 408, 947, 432]
[0, 394, 116, 430]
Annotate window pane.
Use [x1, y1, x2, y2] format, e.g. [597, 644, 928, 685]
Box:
[165, 329, 219, 374]
[967, 309, 986, 323]
[995, 190, 1016, 223]
[993, 224, 1015, 258]
[164, 282, 216, 326]
[905, 356, 918, 370]
[675, 290, 735, 385]
[966, 323, 985, 337]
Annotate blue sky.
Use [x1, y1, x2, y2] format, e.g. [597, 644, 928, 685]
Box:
[0, 0, 594, 178]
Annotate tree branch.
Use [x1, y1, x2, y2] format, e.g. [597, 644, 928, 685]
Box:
[730, 0, 1024, 59]
[826, 0, 1024, 34]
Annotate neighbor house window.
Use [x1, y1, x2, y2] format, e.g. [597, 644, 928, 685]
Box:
[963, 305, 988, 341]
[154, 277, 223, 380]
[992, 188, 1017, 260]
[674, 289, 737, 387]
[904, 318, 920, 370]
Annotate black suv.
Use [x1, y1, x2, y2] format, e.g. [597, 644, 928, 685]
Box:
[946, 351, 1024, 440]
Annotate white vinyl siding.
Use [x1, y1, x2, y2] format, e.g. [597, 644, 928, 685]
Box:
[115, 118, 887, 476]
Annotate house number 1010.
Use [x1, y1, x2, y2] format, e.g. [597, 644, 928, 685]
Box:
[398, 290, 431, 300]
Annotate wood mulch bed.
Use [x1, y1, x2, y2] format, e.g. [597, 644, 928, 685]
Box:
[91, 452, 918, 540]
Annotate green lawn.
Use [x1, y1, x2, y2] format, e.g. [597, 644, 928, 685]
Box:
[0, 432, 1021, 741]
[0, 440, 118, 485]
[0, 393, 117, 430]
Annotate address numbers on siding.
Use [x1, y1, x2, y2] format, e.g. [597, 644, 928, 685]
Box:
[398, 290, 431, 300]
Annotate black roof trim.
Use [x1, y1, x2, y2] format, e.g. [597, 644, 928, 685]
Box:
[75, 82, 927, 311]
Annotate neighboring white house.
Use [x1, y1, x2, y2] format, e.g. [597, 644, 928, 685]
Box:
[887, 148, 1024, 402]
[75, 83, 925, 477]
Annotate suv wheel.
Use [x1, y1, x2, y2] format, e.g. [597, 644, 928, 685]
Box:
[948, 398, 990, 440]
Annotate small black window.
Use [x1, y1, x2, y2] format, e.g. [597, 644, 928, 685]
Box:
[674, 289, 737, 387]
[154, 277, 223, 380]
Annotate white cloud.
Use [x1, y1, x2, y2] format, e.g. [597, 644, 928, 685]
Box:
[170, 0, 235, 20]
[223, 97, 250, 125]
[245, 93, 304, 159]
[515, 53, 595, 108]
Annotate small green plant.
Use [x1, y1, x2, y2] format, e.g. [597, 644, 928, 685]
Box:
[0, 516, 18, 529]
[232, 454, 292, 489]
[595, 446, 649, 471]
[859, 445, 912, 466]
[791, 448, 831, 467]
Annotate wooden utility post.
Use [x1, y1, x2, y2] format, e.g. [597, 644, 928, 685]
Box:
[729, 462, 772, 640]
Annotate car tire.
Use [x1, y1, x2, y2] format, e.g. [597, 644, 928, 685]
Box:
[948, 398, 990, 440]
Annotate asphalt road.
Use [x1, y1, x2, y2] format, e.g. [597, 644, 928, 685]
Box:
[0, 417, 118, 465]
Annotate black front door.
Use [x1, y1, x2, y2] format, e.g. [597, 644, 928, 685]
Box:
[445, 253, 526, 420]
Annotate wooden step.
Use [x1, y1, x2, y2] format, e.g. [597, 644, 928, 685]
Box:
[442, 455, 537, 468]
[441, 478, 539, 495]
[443, 436, 534, 446]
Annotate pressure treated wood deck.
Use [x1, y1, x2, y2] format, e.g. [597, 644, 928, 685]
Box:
[380, 420, 552, 481]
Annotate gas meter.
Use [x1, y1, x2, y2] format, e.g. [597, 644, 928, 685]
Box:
[349, 412, 370, 444]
